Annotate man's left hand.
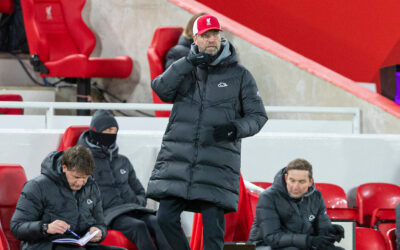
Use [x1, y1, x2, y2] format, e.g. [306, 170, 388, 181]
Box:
[89, 227, 102, 242]
[327, 224, 345, 242]
[213, 123, 237, 142]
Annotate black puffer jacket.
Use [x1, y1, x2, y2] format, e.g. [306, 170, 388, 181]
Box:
[10, 151, 107, 250]
[248, 168, 332, 249]
[147, 39, 268, 212]
[78, 131, 154, 225]
[164, 35, 193, 70]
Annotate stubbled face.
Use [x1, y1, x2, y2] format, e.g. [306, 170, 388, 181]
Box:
[102, 126, 117, 134]
[62, 165, 89, 191]
[193, 30, 221, 56]
[284, 169, 313, 198]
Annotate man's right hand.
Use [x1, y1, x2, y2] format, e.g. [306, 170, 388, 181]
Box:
[308, 235, 336, 249]
[186, 52, 212, 66]
[47, 220, 70, 234]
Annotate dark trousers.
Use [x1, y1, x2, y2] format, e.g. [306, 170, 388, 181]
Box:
[110, 213, 171, 250]
[157, 197, 225, 250]
[53, 244, 126, 250]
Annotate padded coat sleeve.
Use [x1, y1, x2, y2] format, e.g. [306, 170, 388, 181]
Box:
[257, 192, 308, 249]
[316, 193, 333, 235]
[231, 69, 267, 139]
[90, 183, 107, 242]
[10, 180, 47, 241]
[127, 161, 147, 207]
[151, 57, 194, 103]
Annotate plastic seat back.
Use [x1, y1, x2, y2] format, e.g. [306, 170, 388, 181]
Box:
[356, 227, 387, 250]
[101, 230, 137, 250]
[21, 0, 95, 64]
[0, 94, 23, 115]
[147, 26, 183, 117]
[0, 165, 27, 250]
[356, 183, 400, 226]
[315, 183, 348, 208]
[0, 0, 14, 13]
[57, 125, 89, 151]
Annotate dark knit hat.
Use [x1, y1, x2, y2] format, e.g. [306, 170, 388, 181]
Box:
[90, 110, 119, 132]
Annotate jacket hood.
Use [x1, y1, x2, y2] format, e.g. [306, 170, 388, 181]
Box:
[40, 151, 64, 182]
[78, 130, 119, 160]
[271, 167, 315, 200]
[178, 35, 193, 48]
[190, 38, 237, 66]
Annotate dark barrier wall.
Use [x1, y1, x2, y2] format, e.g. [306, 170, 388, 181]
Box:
[197, 0, 400, 92]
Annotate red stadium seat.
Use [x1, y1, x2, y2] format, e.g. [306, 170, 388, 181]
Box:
[57, 126, 89, 151]
[147, 26, 183, 117]
[101, 230, 137, 250]
[0, 0, 14, 13]
[0, 94, 23, 115]
[356, 183, 400, 227]
[20, 0, 133, 115]
[0, 223, 9, 250]
[386, 228, 397, 250]
[356, 227, 387, 250]
[0, 164, 27, 250]
[315, 183, 359, 223]
[190, 175, 254, 250]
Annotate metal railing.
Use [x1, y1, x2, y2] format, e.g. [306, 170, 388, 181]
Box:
[0, 102, 361, 133]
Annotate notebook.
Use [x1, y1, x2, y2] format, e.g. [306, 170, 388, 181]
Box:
[52, 230, 99, 246]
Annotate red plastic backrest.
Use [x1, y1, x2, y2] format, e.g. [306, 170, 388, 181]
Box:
[315, 183, 348, 209]
[57, 126, 89, 151]
[0, 94, 23, 115]
[356, 183, 400, 226]
[147, 26, 183, 117]
[0, 0, 14, 13]
[356, 227, 387, 250]
[20, 0, 96, 62]
[0, 165, 27, 250]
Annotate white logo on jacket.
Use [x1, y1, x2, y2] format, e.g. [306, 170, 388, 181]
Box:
[45, 6, 53, 20]
[308, 214, 315, 222]
[87, 199, 93, 205]
[120, 169, 127, 175]
[218, 82, 228, 88]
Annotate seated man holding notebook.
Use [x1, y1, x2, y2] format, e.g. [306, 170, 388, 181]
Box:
[248, 158, 345, 250]
[10, 146, 125, 250]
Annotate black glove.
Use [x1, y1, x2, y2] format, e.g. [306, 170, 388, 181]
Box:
[213, 123, 237, 142]
[307, 235, 336, 250]
[186, 52, 212, 66]
[327, 224, 345, 242]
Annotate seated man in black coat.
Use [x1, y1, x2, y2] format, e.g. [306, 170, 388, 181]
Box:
[248, 158, 345, 250]
[77, 110, 170, 250]
[10, 146, 124, 250]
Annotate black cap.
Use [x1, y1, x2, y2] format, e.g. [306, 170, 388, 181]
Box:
[90, 110, 119, 132]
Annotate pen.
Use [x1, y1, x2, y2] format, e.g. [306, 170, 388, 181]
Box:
[66, 228, 80, 239]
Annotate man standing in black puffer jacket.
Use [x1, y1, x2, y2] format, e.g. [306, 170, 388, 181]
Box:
[248, 159, 345, 250]
[148, 14, 268, 250]
[77, 110, 170, 250]
[10, 146, 124, 250]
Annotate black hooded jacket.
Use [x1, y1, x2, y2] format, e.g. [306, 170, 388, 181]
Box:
[164, 34, 193, 70]
[147, 38, 268, 212]
[248, 168, 332, 249]
[77, 131, 154, 225]
[10, 151, 107, 250]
